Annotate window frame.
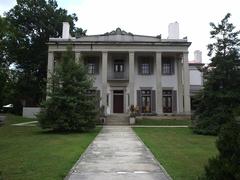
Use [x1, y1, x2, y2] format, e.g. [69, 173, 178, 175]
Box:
[162, 58, 174, 75]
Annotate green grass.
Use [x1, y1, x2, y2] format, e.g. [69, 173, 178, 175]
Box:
[135, 118, 191, 126]
[0, 114, 100, 180]
[133, 127, 217, 180]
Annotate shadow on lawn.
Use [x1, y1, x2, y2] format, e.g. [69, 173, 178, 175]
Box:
[34, 127, 100, 135]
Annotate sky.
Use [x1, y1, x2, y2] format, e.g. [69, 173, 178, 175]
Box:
[1, 0, 240, 63]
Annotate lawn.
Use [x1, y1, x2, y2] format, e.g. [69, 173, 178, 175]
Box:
[135, 118, 191, 126]
[0, 114, 100, 180]
[133, 127, 218, 180]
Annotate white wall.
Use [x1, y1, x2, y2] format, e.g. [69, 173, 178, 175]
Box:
[190, 69, 202, 85]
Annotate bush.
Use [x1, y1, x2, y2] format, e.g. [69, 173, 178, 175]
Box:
[200, 108, 240, 179]
[38, 48, 99, 132]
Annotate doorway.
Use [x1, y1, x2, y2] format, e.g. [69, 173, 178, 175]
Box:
[113, 90, 124, 113]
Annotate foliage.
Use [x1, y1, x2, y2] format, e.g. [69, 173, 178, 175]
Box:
[38, 48, 99, 132]
[200, 108, 240, 180]
[3, 0, 86, 109]
[192, 13, 240, 135]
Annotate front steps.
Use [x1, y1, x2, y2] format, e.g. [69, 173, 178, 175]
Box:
[106, 113, 129, 125]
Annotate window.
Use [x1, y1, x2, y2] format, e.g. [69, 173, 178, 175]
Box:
[141, 90, 151, 113]
[114, 60, 124, 72]
[141, 63, 150, 74]
[87, 63, 96, 74]
[138, 56, 153, 75]
[84, 56, 99, 74]
[162, 59, 174, 75]
[162, 90, 172, 113]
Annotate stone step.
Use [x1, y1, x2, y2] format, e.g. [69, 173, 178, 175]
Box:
[106, 114, 129, 125]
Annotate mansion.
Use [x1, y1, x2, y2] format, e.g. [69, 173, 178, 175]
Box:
[47, 22, 203, 116]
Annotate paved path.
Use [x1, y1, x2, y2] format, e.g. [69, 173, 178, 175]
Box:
[12, 121, 38, 126]
[66, 126, 171, 180]
[131, 125, 188, 128]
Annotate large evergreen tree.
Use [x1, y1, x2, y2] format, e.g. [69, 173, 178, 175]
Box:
[38, 48, 99, 132]
[3, 0, 86, 111]
[200, 108, 240, 179]
[192, 13, 240, 135]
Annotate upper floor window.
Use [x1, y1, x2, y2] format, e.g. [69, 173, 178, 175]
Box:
[141, 63, 150, 74]
[84, 56, 99, 75]
[87, 63, 96, 74]
[138, 56, 153, 75]
[162, 58, 174, 75]
[114, 60, 124, 72]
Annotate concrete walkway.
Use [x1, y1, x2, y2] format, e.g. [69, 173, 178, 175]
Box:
[66, 126, 171, 180]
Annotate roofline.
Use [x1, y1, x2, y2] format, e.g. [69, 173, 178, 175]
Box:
[47, 40, 191, 47]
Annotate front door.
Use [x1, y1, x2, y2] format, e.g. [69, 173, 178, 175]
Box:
[113, 90, 124, 113]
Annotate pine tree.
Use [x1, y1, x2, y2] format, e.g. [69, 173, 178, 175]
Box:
[38, 48, 99, 132]
[192, 13, 240, 135]
[200, 107, 240, 179]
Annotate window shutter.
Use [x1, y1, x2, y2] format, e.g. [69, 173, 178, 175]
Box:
[171, 59, 175, 75]
[95, 60, 99, 74]
[172, 90, 177, 113]
[150, 59, 154, 74]
[151, 90, 156, 113]
[138, 60, 142, 74]
[137, 90, 141, 113]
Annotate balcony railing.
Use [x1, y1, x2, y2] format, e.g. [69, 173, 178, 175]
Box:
[107, 72, 129, 81]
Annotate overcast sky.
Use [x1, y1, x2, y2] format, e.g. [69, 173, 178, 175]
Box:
[1, 0, 240, 63]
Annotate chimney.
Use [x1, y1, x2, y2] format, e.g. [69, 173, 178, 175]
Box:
[62, 22, 70, 39]
[168, 22, 179, 39]
[194, 50, 202, 63]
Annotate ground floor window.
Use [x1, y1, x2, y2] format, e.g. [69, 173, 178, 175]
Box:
[163, 90, 172, 113]
[141, 90, 151, 113]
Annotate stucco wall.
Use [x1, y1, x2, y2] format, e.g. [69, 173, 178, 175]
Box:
[190, 69, 202, 85]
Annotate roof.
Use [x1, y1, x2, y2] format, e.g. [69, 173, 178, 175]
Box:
[48, 28, 191, 46]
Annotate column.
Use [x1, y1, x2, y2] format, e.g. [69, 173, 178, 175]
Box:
[75, 52, 82, 64]
[129, 52, 135, 106]
[47, 51, 54, 99]
[177, 59, 183, 113]
[183, 52, 191, 114]
[156, 52, 163, 114]
[101, 51, 108, 114]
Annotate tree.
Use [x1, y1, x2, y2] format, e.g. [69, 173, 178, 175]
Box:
[192, 13, 240, 135]
[38, 48, 99, 132]
[200, 108, 240, 179]
[4, 0, 86, 109]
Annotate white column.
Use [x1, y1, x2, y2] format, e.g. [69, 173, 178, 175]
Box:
[156, 52, 163, 114]
[102, 51, 108, 114]
[75, 52, 82, 64]
[129, 52, 135, 106]
[183, 52, 191, 114]
[47, 51, 54, 99]
[177, 59, 183, 113]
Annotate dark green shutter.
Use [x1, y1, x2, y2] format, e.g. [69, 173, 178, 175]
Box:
[95, 59, 99, 74]
[150, 59, 154, 74]
[151, 90, 156, 113]
[138, 60, 142, 74]
[96, 90, 100, 108]
[172, 90, 177, 113]
[171, 59, 175, 75]
[137, 90, 141, 113]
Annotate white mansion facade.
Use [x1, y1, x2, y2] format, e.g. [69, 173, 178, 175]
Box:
[47, 22, 197, 116]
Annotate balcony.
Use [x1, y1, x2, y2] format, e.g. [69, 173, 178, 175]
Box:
[107, 72, 129, 81]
